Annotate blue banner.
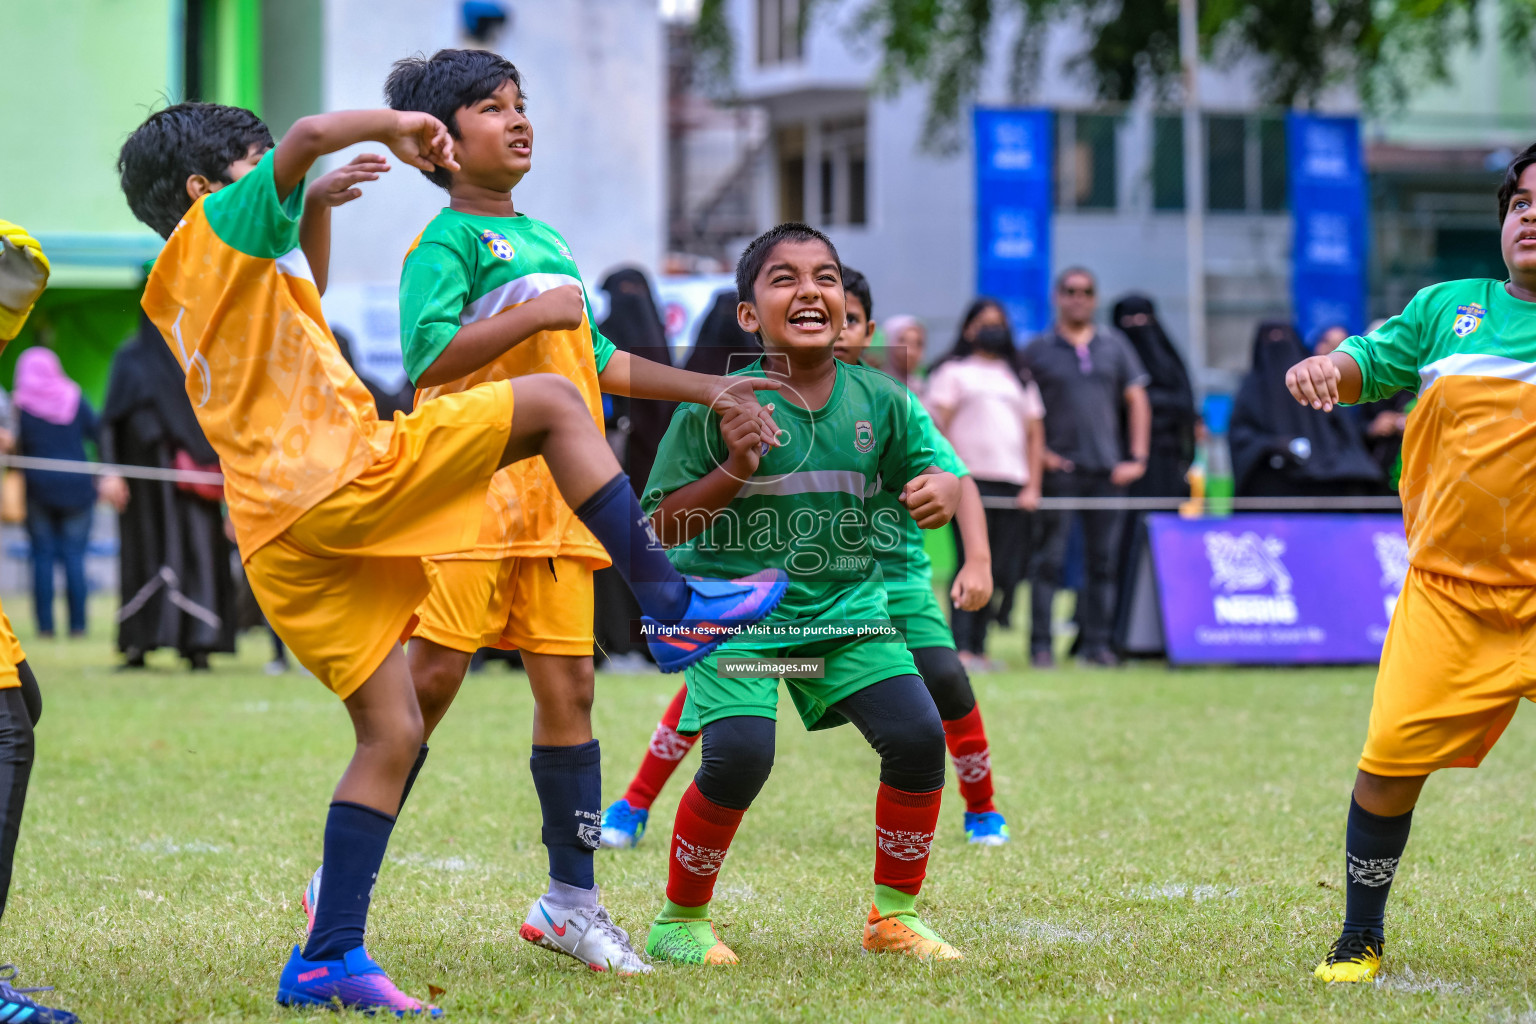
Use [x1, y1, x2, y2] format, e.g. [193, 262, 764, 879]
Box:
[1288, 113, 1368, 339]
[974, 109, 1053, 336]
[1147, 513, 1406, 665]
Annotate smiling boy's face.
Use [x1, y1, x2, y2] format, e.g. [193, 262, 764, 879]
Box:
[449, 79, 533, 191]
[738, 239, 845, 353]
[1503, 163, 1536, 280]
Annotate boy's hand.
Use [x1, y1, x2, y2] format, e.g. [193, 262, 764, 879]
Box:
[306, 153, 389, 208]
[384, 111, 459, 175]
[1286, 354, 1343, 411]
[710, 376, 784, 452]
[525, 285, 587, 333]
[899, 470, 960, 529]
[719, 402, 764, 478]
[950, 560, 993, 612]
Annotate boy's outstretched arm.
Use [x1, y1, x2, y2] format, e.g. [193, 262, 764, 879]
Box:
[949, 476, 993, 612]
[271, 109, 456, 202]
[1286, 351, 1363, 411]
[600, 350, 783, 443]
[651, 403, 761, 546]
[900, 467, 960, 529]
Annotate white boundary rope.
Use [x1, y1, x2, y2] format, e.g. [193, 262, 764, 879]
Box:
[0, 457, 1403, 511]
[0, 455, 224, 486]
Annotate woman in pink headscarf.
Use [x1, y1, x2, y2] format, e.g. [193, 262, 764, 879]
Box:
[13, 347, 98, 638]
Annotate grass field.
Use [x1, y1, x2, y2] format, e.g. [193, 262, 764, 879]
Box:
[7, 600, 1536, 1023]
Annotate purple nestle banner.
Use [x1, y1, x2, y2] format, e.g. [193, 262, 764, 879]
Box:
[1147, 513, 1406, 665]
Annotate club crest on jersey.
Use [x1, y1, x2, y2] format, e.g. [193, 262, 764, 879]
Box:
[1452, 303, 1485, 337]
[480, 229, 515, 261]
[853, 419, 875, 453]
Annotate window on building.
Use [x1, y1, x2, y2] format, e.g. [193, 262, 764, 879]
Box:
[757, 0, 803, 66]
[1259, 116, 1287, 211]
[1206, 115, 1247, 212]
[1152, 115, 1184, 210]
[777, 124, 805, 223]
[816, 116, 868, 227]
[1057, 112, 1118, 210]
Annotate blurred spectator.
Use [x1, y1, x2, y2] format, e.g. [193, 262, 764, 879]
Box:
[593, 267, 675, 670]
[881, 314, 928, 397]
[1110, 294, 1199, 654]
[1310, 324, 1350, 356]
[1112, 295, 1198, 497]
[99, 312, 236, 669]
[683, 289, 761, 379]
[1021, 268, 1151, 668]
[927, 315, 1044, 669]
[14, 347, 97, 638]
[1229, 320, 1383, 500]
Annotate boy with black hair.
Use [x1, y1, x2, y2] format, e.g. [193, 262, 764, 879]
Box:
[639, 224, 965, 966]
[346, 48, 788, 974]
[1288, 140, 1536, 983]
[0, 221, 77, 1024]
[601, 265, 1012, 851]
[118, 100, 785, 1011]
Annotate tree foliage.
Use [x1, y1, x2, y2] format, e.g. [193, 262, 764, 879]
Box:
[697, 0, 1536, 151]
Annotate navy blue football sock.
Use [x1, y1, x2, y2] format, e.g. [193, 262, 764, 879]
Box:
[573, 474, 691, 622]
[1342, 796, 1413, 940]
[397, 744, 429, 814]
[303, 801, 396, 962]
[529, 740, 602, 890]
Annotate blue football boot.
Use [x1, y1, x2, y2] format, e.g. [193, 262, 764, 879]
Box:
[276, 945, 442, 1017]
[600, 799, 649, 849]
[643, 569, 788, 673]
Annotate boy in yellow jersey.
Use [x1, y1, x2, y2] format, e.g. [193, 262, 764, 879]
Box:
[1288, 140, 1536, 984]
[0, 221, 78, 1023]
[117, 102, 786, 1012]
[302, 49, 784, 975]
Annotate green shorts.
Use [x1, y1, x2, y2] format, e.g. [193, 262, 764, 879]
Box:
[885, 581, 955, 651]
[679, 633, 919, 733]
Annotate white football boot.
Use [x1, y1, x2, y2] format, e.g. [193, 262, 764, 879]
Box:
[519, 897, 652, 974]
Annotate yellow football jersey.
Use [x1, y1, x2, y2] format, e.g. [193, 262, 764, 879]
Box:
[141, 150, 391, 558]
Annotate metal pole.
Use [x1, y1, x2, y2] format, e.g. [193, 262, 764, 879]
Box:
[1180, 0, 1207, 384]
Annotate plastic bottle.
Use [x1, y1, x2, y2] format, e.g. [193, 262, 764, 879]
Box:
[1201, 394, 1235, 518]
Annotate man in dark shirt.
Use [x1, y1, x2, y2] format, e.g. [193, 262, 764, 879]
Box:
[1020, 267, 1151, 667]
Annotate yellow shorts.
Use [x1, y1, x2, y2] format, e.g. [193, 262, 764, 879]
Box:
[414, 555, 595, 657]
[1360, 567, 1536, 776]
[0, 599, 24, 689]
[246, 382, 513, 699]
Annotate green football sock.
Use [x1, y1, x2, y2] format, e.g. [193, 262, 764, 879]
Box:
[656, 898, 711, 922]
[872, 884, 944, 941]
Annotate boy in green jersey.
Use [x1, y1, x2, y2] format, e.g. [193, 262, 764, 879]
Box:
[641, 224, 966, 966]
[1288, 142, 1536, 983]
[292, 49, 788, 976]
[600, 267, 1013, 850]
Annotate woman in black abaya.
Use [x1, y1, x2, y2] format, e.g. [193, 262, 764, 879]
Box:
[1230, 320, 1383, 499]
[98, 312, 236, 669]
[1113, 295, 1198, 497]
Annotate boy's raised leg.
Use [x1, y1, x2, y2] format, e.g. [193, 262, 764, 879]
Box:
[501, 376, 788, 672]
[278, 645, 441, 1017]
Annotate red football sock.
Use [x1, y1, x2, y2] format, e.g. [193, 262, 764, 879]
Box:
[942, 705, 996, 814]
[873, 783, 942, 895]
[622, 685, 699, 811]
[666, 782, 745, 907]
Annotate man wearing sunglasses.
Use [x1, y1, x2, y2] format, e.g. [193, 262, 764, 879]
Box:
[1020, 267, 1152, 668]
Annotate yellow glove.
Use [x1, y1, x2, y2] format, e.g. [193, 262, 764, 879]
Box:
[0, 221, 51, 342]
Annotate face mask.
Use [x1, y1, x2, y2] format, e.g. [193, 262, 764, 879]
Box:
[972, 324, 1014, 357]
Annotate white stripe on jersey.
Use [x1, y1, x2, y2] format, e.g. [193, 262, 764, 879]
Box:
[274, 248, 315, 284]
[738, 470, 869, 499]
[1420, 352, 1536, 390]
[459, 273, 585, 326]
